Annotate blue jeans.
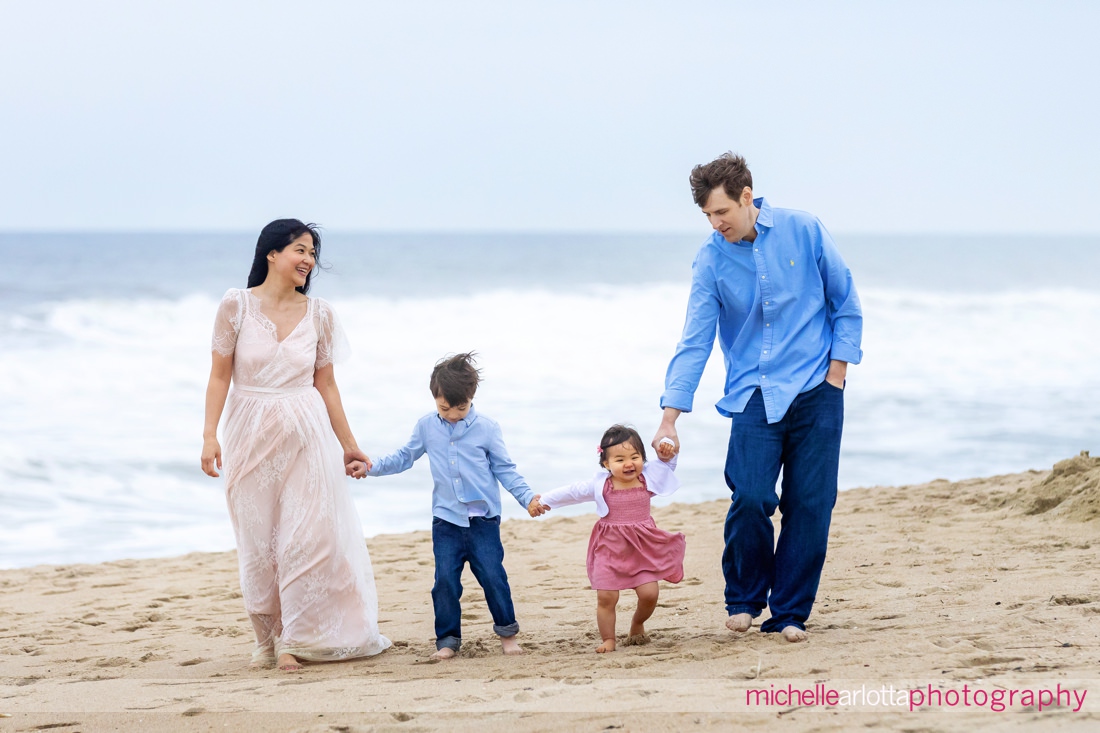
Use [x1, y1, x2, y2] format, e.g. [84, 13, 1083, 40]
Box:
[432, 515, 520, 651]
[722, 381, 844, 632]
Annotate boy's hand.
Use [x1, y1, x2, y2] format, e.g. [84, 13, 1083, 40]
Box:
[656, 438, 676, 462]
[528, 496, 549, 517]
[346, 459, 370, 479]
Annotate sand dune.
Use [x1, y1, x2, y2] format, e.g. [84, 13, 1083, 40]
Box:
[2, 454, 1099, 731]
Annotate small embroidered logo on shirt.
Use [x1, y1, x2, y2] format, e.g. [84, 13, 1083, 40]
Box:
[790, 259, 795, 266]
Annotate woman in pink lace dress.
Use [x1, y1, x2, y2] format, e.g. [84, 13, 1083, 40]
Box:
[201, 219, 390, 671]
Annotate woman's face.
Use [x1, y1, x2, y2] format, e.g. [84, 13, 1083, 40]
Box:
[268, 233, 316, 288]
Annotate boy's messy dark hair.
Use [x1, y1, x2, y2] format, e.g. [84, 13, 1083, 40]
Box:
[598, 424, 647, 467]
[429, 352, 481, 406]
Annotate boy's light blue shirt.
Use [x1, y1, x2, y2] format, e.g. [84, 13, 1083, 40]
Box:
[661, 198, 863, 424]
[367, 405, 535, 527]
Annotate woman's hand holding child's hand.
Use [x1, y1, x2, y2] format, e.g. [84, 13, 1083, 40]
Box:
[346, 459, 370, 479]
[528, 496, 550, 517]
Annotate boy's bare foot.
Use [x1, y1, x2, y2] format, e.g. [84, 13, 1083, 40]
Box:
[277, 653, 302, 671]
[623, 633, 650, 646]
[500, 635, 524, 656]
[780, 626, 808, 643]
[430, 647, 457, 661]
[725, 613, 752, 633]
[596, 638, 617, 653]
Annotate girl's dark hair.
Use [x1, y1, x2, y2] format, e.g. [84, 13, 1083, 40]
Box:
[598, 424, 647, 467]
[247, 219, 322, 294]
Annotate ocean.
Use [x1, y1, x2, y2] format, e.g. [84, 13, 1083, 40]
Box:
[1, 232, 1098, 568]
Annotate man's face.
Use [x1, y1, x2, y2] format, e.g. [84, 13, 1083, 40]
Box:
[435, 396, 471, 423]
[701, 185, 754, 243]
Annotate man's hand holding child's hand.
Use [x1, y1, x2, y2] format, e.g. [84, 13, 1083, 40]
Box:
[656, 438, 676, 462]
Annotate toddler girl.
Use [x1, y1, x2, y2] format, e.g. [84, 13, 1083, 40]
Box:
[535, 425, 685, 652]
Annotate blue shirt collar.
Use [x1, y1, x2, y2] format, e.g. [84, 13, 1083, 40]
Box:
[754, 197, 772, 232]
[435, 403, 478, 429]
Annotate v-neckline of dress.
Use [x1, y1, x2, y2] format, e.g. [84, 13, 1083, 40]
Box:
[247, 289, 310, 344]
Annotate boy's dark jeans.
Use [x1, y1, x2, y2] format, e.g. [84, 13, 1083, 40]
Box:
[722, 381, 844, 632]
[432, 515, 520, 651]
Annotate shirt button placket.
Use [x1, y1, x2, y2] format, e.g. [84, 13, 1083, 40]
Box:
[450, 441, 461, 499]
[755, 244, 774, 395]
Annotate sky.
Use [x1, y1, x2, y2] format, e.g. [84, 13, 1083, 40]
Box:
[2, 0, 1097, 234]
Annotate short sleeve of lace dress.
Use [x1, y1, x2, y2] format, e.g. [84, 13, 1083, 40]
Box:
[315, 298, 351, 368]
[211, 288, 244, 356]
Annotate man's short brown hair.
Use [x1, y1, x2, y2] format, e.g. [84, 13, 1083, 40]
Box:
[429, 352, 481, 406]
[689, 152, 753, 208]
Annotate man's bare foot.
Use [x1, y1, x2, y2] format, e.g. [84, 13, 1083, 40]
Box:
[277, 653, 302, 671]
[596, 638, 616, 653]
[430, 647, 457, 661]
[500, 635, 524, 656]
[623, 633, 650, 646]
[726, 613, 752, 633]
[780, 626, 808, 643]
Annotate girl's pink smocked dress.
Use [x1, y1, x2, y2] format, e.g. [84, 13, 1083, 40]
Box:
[586, 475, 686, 591]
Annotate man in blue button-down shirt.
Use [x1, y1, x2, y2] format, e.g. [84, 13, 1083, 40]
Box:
[652, 153, 863, 642]
[350, 353, 543, 659]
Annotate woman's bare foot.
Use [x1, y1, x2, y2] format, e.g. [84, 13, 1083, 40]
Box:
[500, 635, 524, 656]
[780, 626, 808, 643]
[277, 653, 302, 671]
[725, 613, 752, 633]
[430, 647, 457, 661]
[596, 638, 617, 653]
[249, 648, 275, 669]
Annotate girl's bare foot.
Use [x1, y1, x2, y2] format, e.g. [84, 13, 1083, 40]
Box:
[596, 638, 617, 653]
[430, 647, 457, 661]
[277, 653, 302, 671]
[725, 613, 752, 633]
[500, 635, 524, 656]
[623, 633, 650, 646]
[781, 626, 808, 642]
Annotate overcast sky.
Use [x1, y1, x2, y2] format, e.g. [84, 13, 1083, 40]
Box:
[3, 0, 1097, 233]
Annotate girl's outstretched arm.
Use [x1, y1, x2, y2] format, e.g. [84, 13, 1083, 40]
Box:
[642, 455, 681, 497]
[538, 475, 601, 510]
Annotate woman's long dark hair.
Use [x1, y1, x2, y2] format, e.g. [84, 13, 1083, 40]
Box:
[246, 219, 322, 294]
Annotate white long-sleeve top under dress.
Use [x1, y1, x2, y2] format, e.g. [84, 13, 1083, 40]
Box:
[539, 457, 685, 590]
[212, 287, 391, 662]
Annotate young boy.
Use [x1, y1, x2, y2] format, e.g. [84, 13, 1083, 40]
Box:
[347, 353, 544, 660]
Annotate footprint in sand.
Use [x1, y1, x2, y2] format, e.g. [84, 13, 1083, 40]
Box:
[178, 657, 209, 667]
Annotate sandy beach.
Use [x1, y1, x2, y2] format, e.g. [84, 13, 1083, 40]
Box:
[2, 452, 1098, 732]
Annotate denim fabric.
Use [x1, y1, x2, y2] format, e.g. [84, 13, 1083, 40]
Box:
[722, 381, 843, 632]
[431, 515, 520, 651]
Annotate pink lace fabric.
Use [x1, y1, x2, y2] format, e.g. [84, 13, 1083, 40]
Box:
[211, 288, 390, 662]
